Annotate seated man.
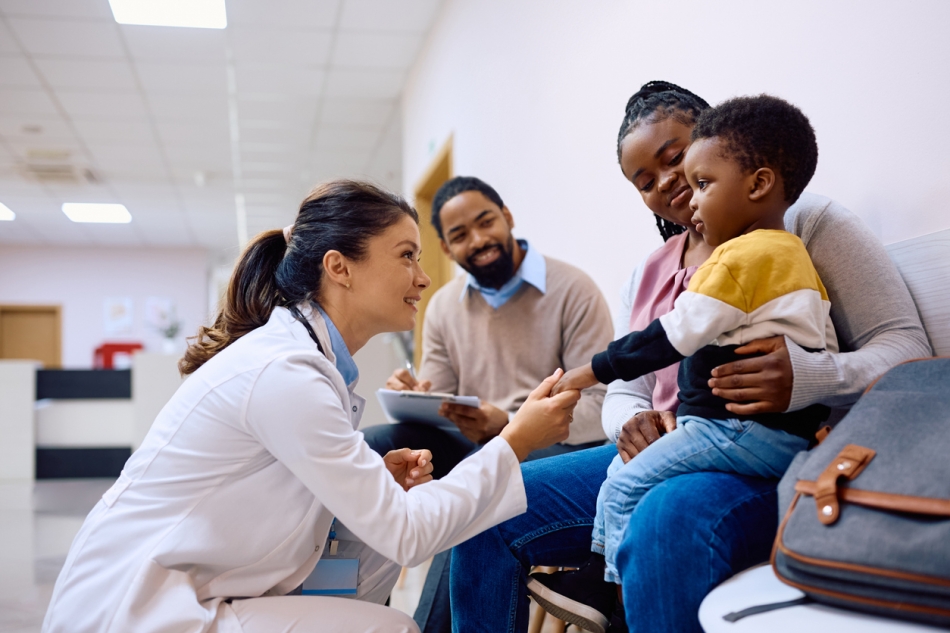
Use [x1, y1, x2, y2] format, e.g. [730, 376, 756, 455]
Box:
[363, 175, 614, 633]
[364, 175, 613, 470]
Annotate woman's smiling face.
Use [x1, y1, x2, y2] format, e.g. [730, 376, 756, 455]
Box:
[347, 214, 430, 334]
[619, 115, 697, 228]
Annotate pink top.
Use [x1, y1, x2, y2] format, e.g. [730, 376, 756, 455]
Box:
[628, 231, 698, 413]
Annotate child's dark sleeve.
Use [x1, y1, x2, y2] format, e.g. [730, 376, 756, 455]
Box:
[591, 319, 684, 384]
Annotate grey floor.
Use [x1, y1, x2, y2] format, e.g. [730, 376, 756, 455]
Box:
[0, 479, 427, 633]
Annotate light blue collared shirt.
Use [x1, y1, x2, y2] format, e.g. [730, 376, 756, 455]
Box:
[316, 305, 359, 387]
[460, 239, 546, 309]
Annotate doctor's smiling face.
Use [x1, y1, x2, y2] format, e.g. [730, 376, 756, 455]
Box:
[344, 214, 431, 334]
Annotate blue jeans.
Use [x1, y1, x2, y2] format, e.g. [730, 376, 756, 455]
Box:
[450, 445, 781, 633]
[593, 417, 808, 582]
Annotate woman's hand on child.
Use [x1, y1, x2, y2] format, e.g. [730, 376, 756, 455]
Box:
[551, 363, 599, 395]
[709, 335, 793, 414]
[383, 448, 434, 491]
[617, 410, 677, 463]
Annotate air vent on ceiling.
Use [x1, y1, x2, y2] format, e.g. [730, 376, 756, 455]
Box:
[20, 149, 101, 185]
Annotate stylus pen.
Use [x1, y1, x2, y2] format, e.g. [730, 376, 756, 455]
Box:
[405, 359, 417, 381]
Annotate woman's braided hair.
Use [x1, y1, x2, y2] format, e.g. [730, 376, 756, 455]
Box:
[617, 81, 710, 242]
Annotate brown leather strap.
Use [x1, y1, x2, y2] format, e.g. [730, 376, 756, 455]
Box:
[812, 444, 876, 525]
[795, 481, 950, 517]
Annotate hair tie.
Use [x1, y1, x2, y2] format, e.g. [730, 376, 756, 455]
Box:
[282, 225, 293, 244]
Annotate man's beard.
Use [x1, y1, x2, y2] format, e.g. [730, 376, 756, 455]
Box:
[463, 235, 516, 289]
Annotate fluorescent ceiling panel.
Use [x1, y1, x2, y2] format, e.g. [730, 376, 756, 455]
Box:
[62, 203, 132, 224]
[109, 0, 227, 29]
[0, 202, 15, 221]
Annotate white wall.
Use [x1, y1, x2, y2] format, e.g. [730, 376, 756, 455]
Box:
[403, 0, 950, 315]
[0, 246, 208, 368]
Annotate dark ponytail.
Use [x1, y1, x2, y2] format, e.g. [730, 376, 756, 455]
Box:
[180, 180, 417, 375]
[617, 81, 711, 242]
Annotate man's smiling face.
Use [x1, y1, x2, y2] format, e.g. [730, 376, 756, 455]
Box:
[438, 190, 517, 289]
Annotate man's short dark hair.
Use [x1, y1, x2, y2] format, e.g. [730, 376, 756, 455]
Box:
[691, 95, 818, 203]
[431, 176, 504, 240]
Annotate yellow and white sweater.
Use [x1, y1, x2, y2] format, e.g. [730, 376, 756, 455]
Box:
[592, 230, 838, 437]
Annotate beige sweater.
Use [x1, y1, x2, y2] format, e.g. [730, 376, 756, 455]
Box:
[420, 255, 614, 444]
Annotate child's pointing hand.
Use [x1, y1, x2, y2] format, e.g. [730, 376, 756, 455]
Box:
[551, 363, 599, 396]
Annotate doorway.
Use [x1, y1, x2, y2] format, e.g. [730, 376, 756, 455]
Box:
[411, 137, 457, 368]
[0, 305, 62, 368]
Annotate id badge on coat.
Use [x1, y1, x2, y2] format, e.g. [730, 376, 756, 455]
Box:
[302, 558, 359, 595]
[302, 519, 359, 596]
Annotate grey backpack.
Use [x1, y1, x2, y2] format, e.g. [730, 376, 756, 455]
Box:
[773, 357, 950, 626]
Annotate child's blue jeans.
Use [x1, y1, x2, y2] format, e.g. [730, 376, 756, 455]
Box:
[592, 415, 808, 583]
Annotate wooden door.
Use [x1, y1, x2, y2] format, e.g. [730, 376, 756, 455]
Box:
[0, 305, 62, 368]
[412, 137, 457, 368]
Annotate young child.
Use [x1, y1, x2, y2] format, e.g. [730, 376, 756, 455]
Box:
[527, 95, 837, 633]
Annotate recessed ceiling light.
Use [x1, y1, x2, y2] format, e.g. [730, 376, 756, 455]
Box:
[108, 0, 227, 29]
[62, 203, 132, 224]
[0, 202, 15, 221]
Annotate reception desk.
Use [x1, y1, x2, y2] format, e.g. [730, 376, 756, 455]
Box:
[0, 354, 181, 482]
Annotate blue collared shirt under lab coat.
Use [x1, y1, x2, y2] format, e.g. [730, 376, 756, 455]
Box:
[460, 239, 546, 309]
[316, 305, 359, 387]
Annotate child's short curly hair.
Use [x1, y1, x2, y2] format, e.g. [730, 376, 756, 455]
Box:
[692, 95, 817, 203]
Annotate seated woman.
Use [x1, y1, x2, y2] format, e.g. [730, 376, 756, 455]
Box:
[449, 82, 931, 633]
[41, 181, 581, 633]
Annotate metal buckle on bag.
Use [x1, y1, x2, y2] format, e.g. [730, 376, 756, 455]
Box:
[811, 444, 876, 525]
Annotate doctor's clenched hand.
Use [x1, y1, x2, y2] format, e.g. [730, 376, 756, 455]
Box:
[384, 448, 434, 491]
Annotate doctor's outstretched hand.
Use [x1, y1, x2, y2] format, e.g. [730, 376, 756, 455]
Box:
[501, 369, 581, 462]
[384, 448, 434, 491]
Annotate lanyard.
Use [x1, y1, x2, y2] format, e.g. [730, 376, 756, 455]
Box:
[288, 304, 326, 356]
[327, 518, 339, 555]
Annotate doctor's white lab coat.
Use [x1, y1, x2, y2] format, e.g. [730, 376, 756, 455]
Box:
[42, 306, 527, 633]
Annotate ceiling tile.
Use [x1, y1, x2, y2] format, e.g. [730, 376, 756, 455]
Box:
[239, 120, 311, 145]
[163, 143, 232, 171]
[0, 116, 75, 141]
[0, 0, 114, 19]
[0, 20, 19, 53]
[236, 64, 326, 96]
[55, 90, 151, 121]
[324, 68, 404, 99]
[135, 62, 228, 93]
[34, 58, 137, 90]
[237, 94, 319, 121]
[88, 143, 168, 178]
[229, 26, 332, 65]
[338, 0, 442, 32]
[0, 88, 60, 116]
[0, 178, 51, 198]
[315, 124, 380, 151]
[320, 97, 393, 125]
[7, 17, 125, 58]
[226, 0, 341, 29]
[146, 92, 229, 121]
[332, 31, 423, 69]
[120, 24, 227, 63]
[0, 54, 43, 88]
[73, 119, 158, 144]
[155, 120, 229, 146]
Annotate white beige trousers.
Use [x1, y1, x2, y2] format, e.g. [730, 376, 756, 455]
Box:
[220, 522, 419, 632]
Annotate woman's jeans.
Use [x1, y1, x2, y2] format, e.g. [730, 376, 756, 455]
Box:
[450, 445, 781, 633]
[593, 417, 807, 582]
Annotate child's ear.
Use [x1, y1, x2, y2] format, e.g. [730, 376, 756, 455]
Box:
[748, 167, 776, 201]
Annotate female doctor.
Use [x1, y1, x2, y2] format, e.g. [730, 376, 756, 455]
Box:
[42, 180, 580, 633]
